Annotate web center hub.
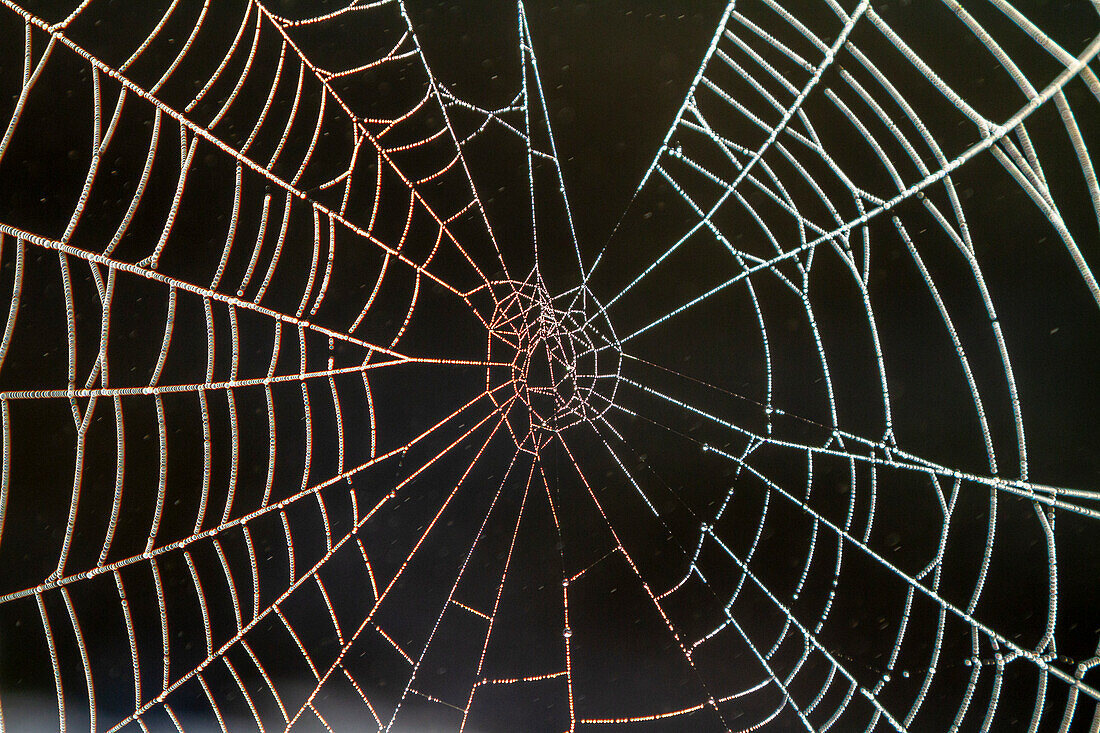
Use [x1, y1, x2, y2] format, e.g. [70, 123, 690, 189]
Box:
[486, 280, 621, 449]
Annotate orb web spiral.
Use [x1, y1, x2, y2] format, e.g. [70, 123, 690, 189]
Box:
[0, 0, 1098, 731]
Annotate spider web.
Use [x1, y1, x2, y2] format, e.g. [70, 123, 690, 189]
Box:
[0, 0, 1098, 731]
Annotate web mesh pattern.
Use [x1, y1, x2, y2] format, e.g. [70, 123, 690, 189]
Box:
[0, 0, 1098, 731]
